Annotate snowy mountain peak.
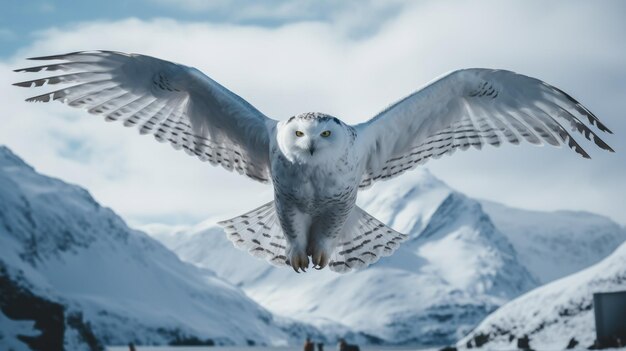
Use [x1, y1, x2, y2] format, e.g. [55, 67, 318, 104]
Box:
[358, 168, 452, 237]
[481, 200, 626, 284]
[406, 191, 536, 299]
[0, 145, 123, 263]
[417, 192, 486, 241]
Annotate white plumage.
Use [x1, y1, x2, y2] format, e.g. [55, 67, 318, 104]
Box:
[14, 51, 614, 273]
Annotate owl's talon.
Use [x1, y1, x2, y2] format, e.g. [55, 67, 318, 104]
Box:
[292, 258, 301, 273]
[311, 250, 329, 270]
[289, 250, 309, 273]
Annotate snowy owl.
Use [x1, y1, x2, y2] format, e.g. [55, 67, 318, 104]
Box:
[14, 51, 614, 273]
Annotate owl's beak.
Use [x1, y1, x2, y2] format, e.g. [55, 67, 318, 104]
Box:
[308, 142, 316, 156]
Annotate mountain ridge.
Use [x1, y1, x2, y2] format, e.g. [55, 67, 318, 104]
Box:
[480, 199, 626, 284]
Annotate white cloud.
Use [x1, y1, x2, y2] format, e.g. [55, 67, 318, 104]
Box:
[3, 0, 625, 225]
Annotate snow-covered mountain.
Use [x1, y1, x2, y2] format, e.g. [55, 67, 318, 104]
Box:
[480, 201, 626, 284]
[458, 241, 626, 350]
[147, 170, 538, 346]
[0, 146, 320, 350]
[3, 143, 623, 350]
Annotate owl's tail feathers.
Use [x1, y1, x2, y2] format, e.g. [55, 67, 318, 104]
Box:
[328, 206, 408, 273]
[217, 201, 289, 267]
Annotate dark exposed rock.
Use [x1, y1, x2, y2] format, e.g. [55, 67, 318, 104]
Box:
[517, 334, 532, 350]
[567, 337, 579, 349]
[66, 312, 104, 351]
[0, 265, 64, 351]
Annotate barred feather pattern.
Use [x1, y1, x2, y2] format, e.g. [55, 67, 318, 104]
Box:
[14, 51, 273, 183]
[219, 202, 290, 267]
[357, 69, 613, 189]
[329, 207, 408, 273]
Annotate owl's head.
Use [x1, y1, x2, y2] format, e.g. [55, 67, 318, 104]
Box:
[277, 112, 350, 164]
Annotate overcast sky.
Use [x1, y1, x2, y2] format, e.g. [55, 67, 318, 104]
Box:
[1, 0, 625, 226]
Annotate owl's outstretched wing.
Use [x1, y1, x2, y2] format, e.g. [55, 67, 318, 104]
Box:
[354, 69, 613, 189]
[14, 51, 275, 183]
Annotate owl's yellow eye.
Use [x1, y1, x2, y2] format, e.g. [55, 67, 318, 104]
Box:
[320, 130, 331, 137]
[295, 130, 304, 137]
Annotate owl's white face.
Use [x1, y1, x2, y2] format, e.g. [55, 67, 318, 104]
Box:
[277, 113, 349, 164]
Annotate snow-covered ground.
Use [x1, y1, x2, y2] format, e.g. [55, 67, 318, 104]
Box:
[0, 146, 322, 349]
[458, 241, 626, 350]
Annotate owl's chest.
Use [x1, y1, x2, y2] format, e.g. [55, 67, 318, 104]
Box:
[271, 152, 358, 211]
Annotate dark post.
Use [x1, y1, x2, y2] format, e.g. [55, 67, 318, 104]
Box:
[593, 291, 626, 348]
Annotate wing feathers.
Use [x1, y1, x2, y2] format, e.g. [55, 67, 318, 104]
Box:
[539, 101, 614, 152]
[355, 69, 612, 188]
[14, 50, 275, 183]
[542, 82, 612, 134]
[88, 91, 134, 114]
[219, 201, 289, 267]
[139, 102, 176, 135]
[73, 85, 125, 109]
[13, 61, 105, 74]
[506, 109, 543, 145]
[13, 71, 111, 88]
[329, 206, 408, 273]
